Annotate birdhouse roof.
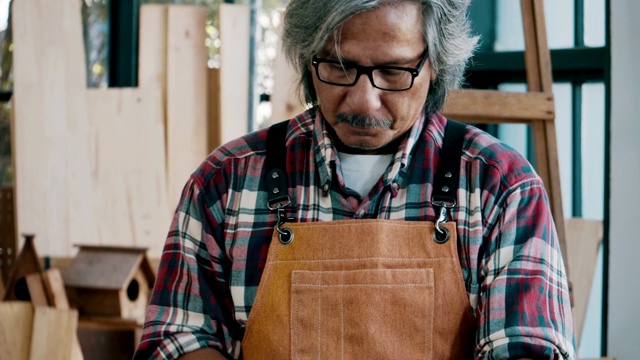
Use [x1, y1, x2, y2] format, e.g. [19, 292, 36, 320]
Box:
[63, 245, 155, 290]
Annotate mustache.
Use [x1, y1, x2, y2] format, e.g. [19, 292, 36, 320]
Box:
[335, 113, 393, 129]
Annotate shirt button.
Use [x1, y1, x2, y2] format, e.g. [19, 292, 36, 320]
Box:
[323, 183, 330, 192]
[391, 182, 399, 191]
[357, 211, 365, 219]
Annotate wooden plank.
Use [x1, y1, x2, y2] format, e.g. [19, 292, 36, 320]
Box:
[442, 90, 554, 123]
[268, 17, 307, 126]
[531, 0, 553, 92]
[138, 4, 168, 91]
[42, 269, 70, 310]
[521, 0, 543, 92]
[12, 0, 95, 257]
[41, 269, 84, 360]
[86, 88, 170, 258]
[166, 5, 209, 208]
[565, 218, 603, 347]
[207, 67, 222, 151]
[219, 3, 251, 143]
[29, 307, 78, 360]
[0, 302, 34, 360]
[25, 272, 49, 306]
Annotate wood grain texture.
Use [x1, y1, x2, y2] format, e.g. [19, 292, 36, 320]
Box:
[166, 5, 209, 209]
[218, 3, 250, 143]
[43, 269, 70, 310]
[207, 67, 222, 151]
[565, 218, 603, 347]
[25, 272, 49, 306]
[138, 4, 168, 91]
[12, 0, 95, 257]
[442, 90, 554, 123]
[86, 88, 169, 257]
[268, 17, 307, 126]
[0, 301, 34, 360]
[29, 306, 78, 360]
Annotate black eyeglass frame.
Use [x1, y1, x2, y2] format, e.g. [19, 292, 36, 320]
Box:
[311, 48, 429, 92]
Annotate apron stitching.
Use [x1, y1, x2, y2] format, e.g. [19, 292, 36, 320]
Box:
[292, 285, 298, 360]
[272, 257, 457, 263]
[340, 271, 344, 360]
[290, 268, 433, 275]
[295, 284, 431, 287]
[317, 276, 322, 360]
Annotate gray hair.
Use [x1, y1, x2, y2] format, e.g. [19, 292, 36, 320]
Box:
[281, 0, 479, 114]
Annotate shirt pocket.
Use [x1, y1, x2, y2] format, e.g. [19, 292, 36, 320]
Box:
[291, 268, 434, 360]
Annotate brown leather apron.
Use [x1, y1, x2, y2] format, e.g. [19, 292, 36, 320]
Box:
[241, 119, 475, 359]
[241, 219, 476, 359]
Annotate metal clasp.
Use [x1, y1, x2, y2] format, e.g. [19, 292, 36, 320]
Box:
[432, 199, 455, 244]
[269, 198, 294, 245]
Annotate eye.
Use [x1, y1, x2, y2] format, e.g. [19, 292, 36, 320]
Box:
[377, 68, 405, 77]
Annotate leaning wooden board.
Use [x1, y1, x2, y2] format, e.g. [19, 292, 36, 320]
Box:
[218, 3, 251, 144]
[29, 306, 79, 360]
[0, 302, 33, 360]
[165, 5, 209, 208]
[12, 0, 96, 256]
[85, 88, 169, 257]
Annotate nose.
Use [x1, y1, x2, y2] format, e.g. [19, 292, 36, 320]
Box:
[345, 73, 382, 114]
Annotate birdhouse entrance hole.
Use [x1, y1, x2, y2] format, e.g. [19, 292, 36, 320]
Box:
[127, 279, 139, 301]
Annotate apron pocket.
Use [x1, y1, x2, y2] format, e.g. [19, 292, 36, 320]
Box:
[291, 268, 434, 360]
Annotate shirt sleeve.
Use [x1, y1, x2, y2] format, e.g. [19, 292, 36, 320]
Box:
[475, 179, 576, 360]
[133, 175, 238, 360]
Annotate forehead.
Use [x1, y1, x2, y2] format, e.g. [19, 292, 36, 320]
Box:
[322, 2, 425, 62]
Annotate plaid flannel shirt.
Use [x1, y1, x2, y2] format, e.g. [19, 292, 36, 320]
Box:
[134, 107, 575, 360]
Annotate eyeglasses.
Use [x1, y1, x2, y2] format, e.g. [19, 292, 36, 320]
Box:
[311, 49, 429, 91]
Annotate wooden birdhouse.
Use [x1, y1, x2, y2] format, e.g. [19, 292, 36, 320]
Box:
[2, 234, 48, 303]
[63, 246, 155, 324]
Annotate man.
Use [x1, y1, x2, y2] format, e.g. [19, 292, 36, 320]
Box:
[134, 0, 575, 359]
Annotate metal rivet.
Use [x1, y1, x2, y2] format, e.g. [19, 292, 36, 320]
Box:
[272, 188, 280, 194]
[445, 171, 452, 178]
[442, 185, 449, 193]
[271, 172, 279, 179]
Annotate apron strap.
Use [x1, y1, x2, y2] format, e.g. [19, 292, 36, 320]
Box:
[264, 118, 467, 210]
[432, 119, 467, 206]
[265, 120, 290, 209]
[431, 119, 467, 243]
[264, 118, 467, 243]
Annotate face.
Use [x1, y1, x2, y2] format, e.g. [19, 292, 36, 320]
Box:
[310, 1, 435, 152]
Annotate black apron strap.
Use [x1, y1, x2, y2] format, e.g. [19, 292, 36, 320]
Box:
[265, 120, 290, 209]
[431, 119, 467, 244]
[432, 119, 467, 207]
